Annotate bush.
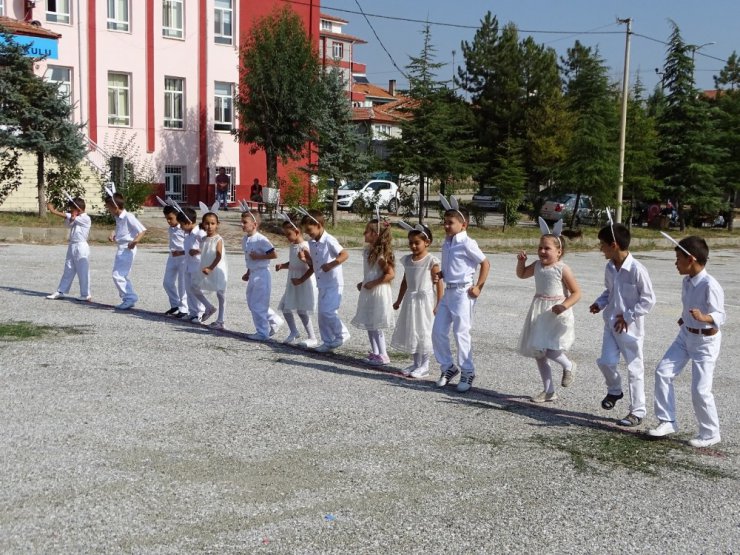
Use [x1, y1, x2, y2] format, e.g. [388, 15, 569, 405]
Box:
[468, 203, 487, 228]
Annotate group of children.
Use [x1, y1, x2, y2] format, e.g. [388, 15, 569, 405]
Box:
[45, 193, 725, 448]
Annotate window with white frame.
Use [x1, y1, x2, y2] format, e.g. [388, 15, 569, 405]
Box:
[214, 0, 232, 45]
[164, 166, 185, 201]
[107, 72, 130, 126]
[45, 65, 73, 106]
[332, 41, 344, 60]
[107, 0, 129, 32]
[320, 19, 332, 31]
[214, 81, 233, 131]
[46, 0, 71, 24]
[162, 0, 183, 39]
[164, 77, 184, 129]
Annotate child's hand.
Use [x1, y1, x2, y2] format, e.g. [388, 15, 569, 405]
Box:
[467, 285, 481, 299]
[108, 232, 115, 243]
[517, 250, 527, 261]
[291, 277, 302, 286]
[433, 304, 439, 316]
[297, 250, 307, 262]
[249, 251, 259, 260]
[242, 271, 249, 281]
[46, 202, 54, 211]
[613, 314, 627, 333]
[275, 263, 281, 272]
[432, 270, 442, 284]
[363, 280, 376, 290]
[321, 262, 333, 273]
[589, 303, 601, 314]
[393, 301, 400, 310]
[689, 308, 709, 323]
[551, 304, 567, 315]
[127, 241, 137, 250]
[202, 267, 212, 275]
[356, 281, 363, 291]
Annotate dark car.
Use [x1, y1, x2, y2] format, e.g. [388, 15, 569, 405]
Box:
[471, 187, 502, 212]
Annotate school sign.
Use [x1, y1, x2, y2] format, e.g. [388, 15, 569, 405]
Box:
[1, 34, 58, 59]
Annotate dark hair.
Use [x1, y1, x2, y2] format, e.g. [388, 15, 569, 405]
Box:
[105, 192, 125, 209]
[163, 205, 177, 216]
[241, 210, 261, 224]
[68, 197, 85, 211]
[281, 220, 300, 232]
[300, 209, 325, 228]
[598, 222, 630, 250]
[443, 207, 469, 225]
[541, 233, 566, 257]
[176, 207, 196, 224]
[408, 225, 433, 243]
[678, 236, 709, 265]
[201, 212, 219, 224]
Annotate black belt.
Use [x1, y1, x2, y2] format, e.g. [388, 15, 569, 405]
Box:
[685, 326, 718, 336]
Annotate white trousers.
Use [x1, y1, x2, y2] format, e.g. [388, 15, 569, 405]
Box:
[184, 271, 204, 317]
[597, 325, 647, 418]
[317, 286, 349, 344]
[432, 288, 476, 374]
[654, 329, 722, 439]
[57, 242, 90, 297]
[163, 255, 187, 311]
[112, 246, 137, 302]
[246, 268, 281, 337]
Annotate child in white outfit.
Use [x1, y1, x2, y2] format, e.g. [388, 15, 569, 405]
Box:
[648, 235, 725, 448]
[191, 212, 227, 329]
[276, 218, 317, 347]
[162, 205, 188, 317]
[241, 210, 283, 341]
[392, 224, 442, 378]
[432, 199, 490, 393]
[46, 197, 92, 302]
[590, 223, 655, 426]
[299, 209, 350, 352]
[105, 192, 146, 310]
[177, 208, 206, 322]
[517, 226, 581, 403]
[351, 218, 395, 366]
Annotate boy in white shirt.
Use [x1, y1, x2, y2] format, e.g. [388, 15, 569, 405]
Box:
[162, 205, 188, 317]
[648, 236, 725, 448]
[46, 197, 92, 302]
[178, 208, 207, 322]
[433, 203, 490, 392]
[105, 192, 146, 310]
[590, 222, 656, 427]
[241, 210, 283, 340]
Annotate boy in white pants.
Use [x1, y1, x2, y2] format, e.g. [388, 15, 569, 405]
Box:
[433, 199, 490, 393]
[46, 197, 92, 301]
[590, 222, 655, 427]
[105, 192, 146, 310]
[299, 209, 350, 352]
[648, 235, 725, 448]
[162, 205, 188, 317]
[178, 208, 206, 322]
[241, 210, 283, 341]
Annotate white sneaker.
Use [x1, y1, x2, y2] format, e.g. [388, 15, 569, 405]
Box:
[456, 374, 475, 393]
[688, 435, 721, 448]
[201, 306, 217, 323]
[647, 421, 678, 437]
[77, 295, 92, 302]
[531, 390, 558, 403]
[562, 362, 576, 387]
[436, 365, 459, 387]
[298, 338, 318, 348]
[269, 316, 284, 337]
[283, 331, 300, 344]
[410, 366, 430, 379]
[46, 291, 64, 300]
[401, 364, 416, 377]
[209, 321, 225, 330]
[115, 300, 135, 310]
[368, 354, 390, 366]
[246, 332, 269, 341]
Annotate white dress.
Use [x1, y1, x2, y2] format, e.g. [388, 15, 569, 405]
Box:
[195, 235, 228, 292]
[278, 242, 317, 313]
[391, 253, 439, 354]
[350, 248, 394, 330]
[518, 261, 575, 358]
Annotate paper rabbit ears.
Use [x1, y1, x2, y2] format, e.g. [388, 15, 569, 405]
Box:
[660, 231, 694, 258]
[199, 200, 220, 215]
[103, 181, 118, 208]
[63, 190, 82, 212]
[439, 194, 466, 222]
[397, 220, 430, 241]
[538, 217, 563, 237]
[277, 211, 299, 231]
[156, 196, 193, 223]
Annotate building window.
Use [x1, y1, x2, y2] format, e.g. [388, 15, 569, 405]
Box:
[0, 0, 4, 16]
[107, 0, 129, 32]
[162, 0, 183, 39]
[164, 77, 184, 129]
[320, 19, 332, 31]
[108, 72, 130, 127]
[332, 41, 344, 60]
[45, 65, 73, 105]
[46, 0, 71, 24]
[164, 166, 185, 201]
[214, 81, 233, 131]
[214, 0, 232, 45]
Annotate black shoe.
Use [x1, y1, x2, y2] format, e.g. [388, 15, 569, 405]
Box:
[173, 311, 187, 319]
[165, 307, 179, 316]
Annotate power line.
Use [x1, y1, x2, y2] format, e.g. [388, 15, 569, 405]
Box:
[352, 0, 408, 80]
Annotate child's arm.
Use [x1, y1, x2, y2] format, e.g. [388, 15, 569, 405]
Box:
[393, 274, 407, 310]
[553, 265, 581, 314]
[46, 203, 67, 219]
[242, 269, 250, 281]
[203, 239, 223, 275]
[432, 262, 443, 314]
[364, 258, 395, 290]
[276, 261, 289, 271]
[128, 229, 146, 250]
[298, 249, 313, 268]
[250, 248, 277, 260]
[468, 259, 490, 299]
[321, 249, 348, 273]
[291, 267, 314, 286]
[516, 251, 536, 279]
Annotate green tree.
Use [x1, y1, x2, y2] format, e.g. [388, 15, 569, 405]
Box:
[656, 22, 724, 228]
[234, 8, 322, 191]
[624, 77, 659, 221]
[493, 138, 527, 229]
[712, 53, 740, 230]
[0, 30, 86, 216]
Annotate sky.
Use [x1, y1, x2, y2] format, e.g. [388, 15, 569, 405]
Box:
[319, 0, 738, 93]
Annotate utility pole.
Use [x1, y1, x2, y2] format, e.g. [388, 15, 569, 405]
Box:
[616, 17, 632, 224]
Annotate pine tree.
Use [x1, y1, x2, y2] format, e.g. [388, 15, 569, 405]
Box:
[624, 77, 659, 221]
[712, 53, 740, 230]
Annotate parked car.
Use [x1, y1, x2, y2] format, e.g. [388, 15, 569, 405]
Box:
[471, 186, 502, 212]
[326, 179, 399, 212]
[539, 194, 593, 226]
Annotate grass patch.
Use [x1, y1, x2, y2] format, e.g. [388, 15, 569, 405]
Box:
[0, 211, 114, 229]
[0, 320, 87, 341]
[533, 430, 733, 479]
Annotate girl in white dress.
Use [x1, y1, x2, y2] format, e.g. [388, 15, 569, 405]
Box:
[276, 218, 318, 348]
[350, 218, 395, 365]
[516, 222, 581, 403]
[391, 224, 443, 378]
[191, 212, 228, 330]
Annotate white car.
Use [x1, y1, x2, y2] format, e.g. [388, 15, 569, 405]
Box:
[328, 179, 399, 212]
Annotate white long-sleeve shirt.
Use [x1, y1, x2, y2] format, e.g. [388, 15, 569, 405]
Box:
[593, 253, 656, 331]
[681, 269, 725, 330]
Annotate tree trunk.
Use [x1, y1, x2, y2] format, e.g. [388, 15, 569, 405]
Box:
[266, 149, 279, 190]
[418, 173, 425, 226]
[37, 151, 47, 218]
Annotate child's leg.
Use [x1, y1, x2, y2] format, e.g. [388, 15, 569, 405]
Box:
[536, 356, 554, 393]
[246, 269, 270, 337]
[451, 292, 476, 375]
[189, 287, 213, 313]
[75, 244, 91, 298]
[297, 311, 316, 340]
[266, 308, 284, 334]
[316, 289, 332, 344]
[175, 258, 188, 312]
[57, 245, 76, 293]
[597, 327, 623, 396]
[215, 290, 226, 324]
[546, 349, 572, 370]
[617, 333, 647, 418]
[654, 333, 690, 423]
[185, 273, 205, 317]
[319, 286, 348, 344]
[432, 294, 454, 368]
[112, 247, 137, 302]
[163, 256, 181, 308]
[376, 330, 388, 358]
[689, 335, 722, 439]
[283, 312, 299, 335]
[367, 330, 379, 355]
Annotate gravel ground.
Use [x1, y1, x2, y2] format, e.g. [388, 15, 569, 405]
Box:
[1, 240, 738, 553]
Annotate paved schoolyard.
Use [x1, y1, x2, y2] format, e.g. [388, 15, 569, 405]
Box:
[1, 241, 738, 553]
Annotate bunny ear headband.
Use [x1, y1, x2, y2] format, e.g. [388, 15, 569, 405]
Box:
[198, 201, 220, 215]
[439, 194, 466, 223]
[277, 211, 299, 231]
[63, 190, 82, 212]
[605, 206, 616, 244]
[538, 217, 563, 248]
[296, 206, 320, 225]
[157, 196, 192, 223]
[397, 220, 430, 241]
[103, 182, 118, 208]
[660, 231, 694, 258]
[237, 200, 257, 222]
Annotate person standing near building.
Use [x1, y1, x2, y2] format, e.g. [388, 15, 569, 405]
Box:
[250, 178, 264, 213]
[215, 168, 230, 211]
